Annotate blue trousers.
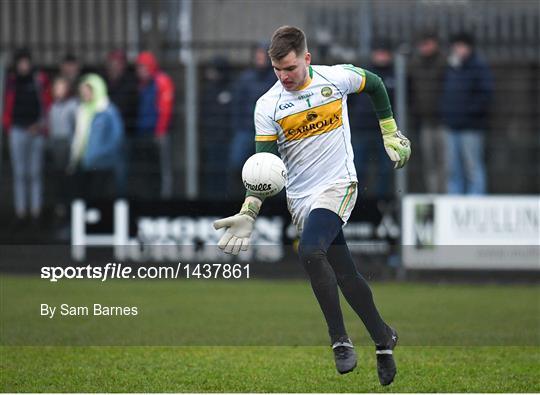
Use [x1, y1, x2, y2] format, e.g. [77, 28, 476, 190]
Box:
[9, 126, 45, 217]
[445, 129, 486, 194]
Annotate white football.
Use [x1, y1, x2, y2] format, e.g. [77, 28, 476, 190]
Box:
[242, 153, 287, 198]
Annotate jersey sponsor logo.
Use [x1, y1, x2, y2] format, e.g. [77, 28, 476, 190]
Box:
[243, 180, 273, 192]
[278, 102, 294, 110]
[296, 91, 314, 101]
[306, 111, 318, 122]
[321, 86, 333, 97]
[278, 99, 343, 141]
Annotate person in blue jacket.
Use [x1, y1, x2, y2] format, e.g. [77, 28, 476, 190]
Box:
[440, 33, 493, 194]
[68, 74, 125, 198]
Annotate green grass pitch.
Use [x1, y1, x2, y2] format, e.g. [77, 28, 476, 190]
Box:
[1, 275, 539, 392]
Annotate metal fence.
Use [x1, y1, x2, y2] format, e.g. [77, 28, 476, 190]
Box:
[308, 0, 540, 61]
[1, 0, 539, 63]
[0, 0, 140, 64]
[0, 0, 539, 210]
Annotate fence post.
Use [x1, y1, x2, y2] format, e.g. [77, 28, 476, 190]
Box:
[0, 51, 7, 191]
[126, 0, 140, 61]
[394, 51, 408, 196]
[179, 0, 198, 199]
[394, 49, 409, 280]
[358, 0, 373, 59]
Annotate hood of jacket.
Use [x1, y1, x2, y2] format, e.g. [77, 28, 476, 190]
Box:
[81, 73, 109, 112]
[136, 51, 159, 77]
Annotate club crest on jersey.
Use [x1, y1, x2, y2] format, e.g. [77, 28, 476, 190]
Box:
[321, 87, 332, 97]
[306, 111, 318, 122]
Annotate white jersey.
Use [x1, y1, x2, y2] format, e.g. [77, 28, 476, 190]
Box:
[254, 64, 366, 198]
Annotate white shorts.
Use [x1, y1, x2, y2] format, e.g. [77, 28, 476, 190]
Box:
[287, 182, 358, 234]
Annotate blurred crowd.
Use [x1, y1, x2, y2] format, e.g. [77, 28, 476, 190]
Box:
[3, 48, 175, 231]
[2, 31, 493, 230]
[201, 31, 493, 199]
[348, 31, 493, 197]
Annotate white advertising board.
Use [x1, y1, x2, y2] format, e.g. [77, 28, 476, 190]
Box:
[402, 195, 540, 270]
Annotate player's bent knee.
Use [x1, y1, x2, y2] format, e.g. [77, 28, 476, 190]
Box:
[298, 243, 327, 264]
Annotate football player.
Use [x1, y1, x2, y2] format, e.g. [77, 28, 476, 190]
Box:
[214, 26, 410, 386]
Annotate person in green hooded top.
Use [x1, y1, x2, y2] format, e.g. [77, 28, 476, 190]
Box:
[68, 73, 125, 199]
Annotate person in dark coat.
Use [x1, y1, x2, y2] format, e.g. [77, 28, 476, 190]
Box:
[2, 49, 51, 222]
[105, 50, 138, 136]
[228, 44, 276, 197]
[348, 40, 395, 198]
[440, 33, 493, 194]
[200, 56, 233, 199]
[409, 32, 447, 193]
[104, 50, 138, 197]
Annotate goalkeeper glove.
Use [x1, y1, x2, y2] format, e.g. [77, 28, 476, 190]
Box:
[380, 118, 411, 169]
[213, 199, 260, 255]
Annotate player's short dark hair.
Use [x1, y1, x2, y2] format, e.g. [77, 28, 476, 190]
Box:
[268, 26, 307, 60]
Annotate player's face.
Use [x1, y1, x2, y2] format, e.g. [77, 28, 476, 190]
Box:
[271, 50, 311, 91]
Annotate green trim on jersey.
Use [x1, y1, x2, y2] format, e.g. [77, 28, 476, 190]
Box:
[256, 140, 279, 156]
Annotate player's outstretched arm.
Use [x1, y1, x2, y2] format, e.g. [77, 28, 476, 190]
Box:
[213, 141, 279, 255]
[361, 69, 411, 169]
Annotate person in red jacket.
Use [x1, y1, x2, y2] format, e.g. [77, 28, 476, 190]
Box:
[3, 48, 51, 225]
[135, 52, 175, 199]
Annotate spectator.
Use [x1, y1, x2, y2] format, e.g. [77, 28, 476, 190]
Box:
[68, 74, 125, 199]
[2, 48, 51, 224]
[59, 53, 81, 91]
[348, 40, 395, 198]
[104, 50, 137, 198]
[409, 32, 447, 193]
[228, 44, 276, 197]
[48, 76, 78, 222]
[200, 56, 233, 199]
[135, 51, 175, 199]
[440, 33, 493, 194]
[105, 50, 138, 136]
